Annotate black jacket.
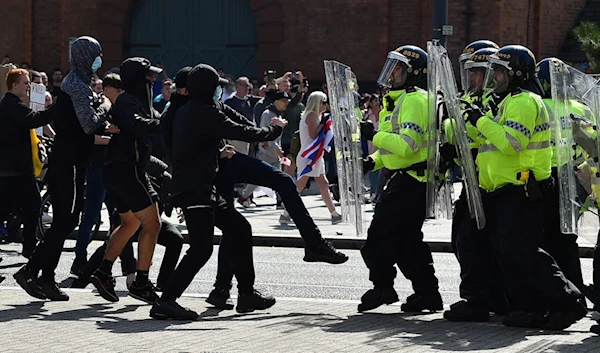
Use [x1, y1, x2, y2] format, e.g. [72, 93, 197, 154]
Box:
[161, 93, 189, 165]
[0, 92, 57, 175]
[170, 65, 283, 200]
[105, 70, 160, 169]
[53, 90, 109, 164]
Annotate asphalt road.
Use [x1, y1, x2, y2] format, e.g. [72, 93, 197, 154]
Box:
[0, 240, 595, 308]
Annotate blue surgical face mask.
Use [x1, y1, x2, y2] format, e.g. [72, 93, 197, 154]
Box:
[213, 85, 223, 102]
[91, 56, 102, 72]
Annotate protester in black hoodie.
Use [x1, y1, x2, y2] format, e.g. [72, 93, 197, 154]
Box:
[0, 69, 57, 260]
[15, 36, 113, 302]
[150, 63, 287, 320]
[161, 66, 192, 166]
[90, 57, 164, 304]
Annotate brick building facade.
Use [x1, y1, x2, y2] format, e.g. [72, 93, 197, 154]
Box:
[0, 0, 589, 84]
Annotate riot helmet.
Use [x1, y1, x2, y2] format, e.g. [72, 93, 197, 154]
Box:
[536, 57, 564, 99]
[458, 40, 499, 92]
[484, 45, 537, 94]
[464, 47, 498, 95]
[377, 45, 427, 90]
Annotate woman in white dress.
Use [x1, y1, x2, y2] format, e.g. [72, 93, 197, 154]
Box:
[282, 91, 341, 224]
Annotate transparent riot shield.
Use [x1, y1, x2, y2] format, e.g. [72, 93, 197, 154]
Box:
[427, 41, 486, 229]
[425, 41, 453, 220]
[323, 60, 367, 236]
[550, 63, 600, 235]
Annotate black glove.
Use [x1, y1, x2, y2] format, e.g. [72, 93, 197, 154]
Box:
[362, 156, 376, 173]
[465, 105, 484, 126]
[439, 142, 457, 162]
[360, 120, 378, 141]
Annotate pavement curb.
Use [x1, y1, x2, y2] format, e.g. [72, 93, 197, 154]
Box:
[74, 230, 596, 258]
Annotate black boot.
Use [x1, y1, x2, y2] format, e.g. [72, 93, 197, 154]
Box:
[443, 300, 489, 322]
[357, 287, 399, 312]
[206, 288, 234, 310]
[400, 292, 443, 313]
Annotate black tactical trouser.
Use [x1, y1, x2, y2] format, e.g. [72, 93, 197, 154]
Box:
[454, 189, 507, 309]
[485, 183, 581, 313]
[361, 172, 439, 294]
[540, 168, 584, 293]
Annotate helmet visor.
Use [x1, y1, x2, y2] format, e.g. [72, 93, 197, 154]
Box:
[459, 60, 470, 92]
[377, 51, 410, 88]
[468, 66, 487, 95]
[484, 56, 511, 93]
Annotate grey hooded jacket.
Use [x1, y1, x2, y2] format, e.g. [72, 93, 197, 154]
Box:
[53, 36, 109, 163]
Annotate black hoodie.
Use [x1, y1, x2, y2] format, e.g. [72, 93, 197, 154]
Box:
[105, 58, 160, 169]
[170, 63, 283, 200]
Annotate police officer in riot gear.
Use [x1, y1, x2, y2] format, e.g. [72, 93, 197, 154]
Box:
[359, 45, 442, 313]
[535, 57, 586, 296]
[458, 40, 500, 94]
[465, 45, 586, 330]
[443, 46, 510, 322]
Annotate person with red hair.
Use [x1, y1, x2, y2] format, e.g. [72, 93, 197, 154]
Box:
[0, 69, 57, 267]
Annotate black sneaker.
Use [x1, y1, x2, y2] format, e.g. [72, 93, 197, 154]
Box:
[357, 287, 399, 312]
[70, 262, 85, 277]
[443, 300, 490, 322]
[90, 268, 119, 302]
[503, 311, 545, 328]
[303, 240, 348, 264]
[128, 281, 159, 304]
[39, 277, 69, 301]
[13, 266, 46, 300]
[70, 277, 89, 289]
[541, 300, 588, 331]
[206, 288, 234, 310]
[236, 290, 276, 313]
[401, 292, 443, 313]
[150, 298, 198, 321]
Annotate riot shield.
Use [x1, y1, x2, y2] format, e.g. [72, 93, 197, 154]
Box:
[425, 41, 453, 220]
[427, 41, 486, 229]
[550, 63, 600, 235]
[323, 60, 367, 236]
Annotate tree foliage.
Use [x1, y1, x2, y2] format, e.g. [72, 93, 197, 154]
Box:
[573, 21, 600, 71]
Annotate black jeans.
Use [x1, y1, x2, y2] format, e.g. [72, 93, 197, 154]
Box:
[360, 172, 439, 294]
[82, 219, 183, 287]
[213, 152, 322, 290]
[161, 192, 255, 300]
[0, 175, 41, 249]
[485, 184, 580, 312]
[28, 160, 87, 280]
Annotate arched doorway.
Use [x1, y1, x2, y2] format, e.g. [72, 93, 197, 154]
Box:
[126, 0, 258, 78]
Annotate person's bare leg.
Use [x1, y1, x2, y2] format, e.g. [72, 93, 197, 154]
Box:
[316, 175, 336, 214]
[104, 212, 141, 261]
[134, 202, 161, 271]
[296, 175, 309, 193]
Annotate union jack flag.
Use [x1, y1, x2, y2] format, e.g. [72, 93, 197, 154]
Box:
[298, 115, 334, 178]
